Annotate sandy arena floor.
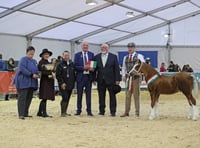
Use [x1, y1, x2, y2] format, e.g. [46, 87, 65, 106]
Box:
[0, 90, 200, 148]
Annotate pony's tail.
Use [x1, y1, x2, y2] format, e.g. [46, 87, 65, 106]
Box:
[192, 74, 199, 99]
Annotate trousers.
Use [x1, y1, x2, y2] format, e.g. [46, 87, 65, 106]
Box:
[124, 78, 140, 116]
[17, 88, 34, 117]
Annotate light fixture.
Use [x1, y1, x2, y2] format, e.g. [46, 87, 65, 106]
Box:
[164, 33, 169, 38]
[126, 11, 134, 17]
[86, 0, 97, 6]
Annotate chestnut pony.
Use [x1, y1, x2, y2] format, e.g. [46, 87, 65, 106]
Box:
[132, 60, 199, 121]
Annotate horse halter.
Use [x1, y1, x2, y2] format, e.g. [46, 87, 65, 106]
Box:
[131, 61, 143, 74]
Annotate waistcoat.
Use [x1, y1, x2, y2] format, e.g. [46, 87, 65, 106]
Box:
[125, 53, 138, 76]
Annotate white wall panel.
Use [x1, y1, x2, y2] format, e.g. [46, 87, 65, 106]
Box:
[0, 34, 27, 61]
[171, 47, 200, 72]
[0, 35, 71, 62]
[32, 38, 71, 61]
[172, 15, 200, 45]
[114, 26, 169, 46]
[1, 34, 199, 72]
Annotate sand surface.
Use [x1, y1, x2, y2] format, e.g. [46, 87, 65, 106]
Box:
[0, 90, 200, 148]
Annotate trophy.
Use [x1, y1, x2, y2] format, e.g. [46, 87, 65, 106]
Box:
[43, 64, 55, 78]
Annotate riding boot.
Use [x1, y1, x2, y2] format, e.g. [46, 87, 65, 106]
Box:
[65, 100, 71, 116]
[42, 100, 52, 118]
[37, 100, 43, 117]
[61, 101, 67, 117]
[5, 94, 9, 101]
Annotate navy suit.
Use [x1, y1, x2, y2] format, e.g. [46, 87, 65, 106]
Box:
[74, 51, 94, 114]
[94, 52, 121, 115]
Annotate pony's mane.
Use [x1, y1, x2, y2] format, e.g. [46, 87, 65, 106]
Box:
[141, 63, 158, 77]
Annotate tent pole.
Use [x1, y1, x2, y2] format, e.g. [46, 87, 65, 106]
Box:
[166, 23, 172, 64]
[70, 41, 75, 60]
[26, 36, 32, 47]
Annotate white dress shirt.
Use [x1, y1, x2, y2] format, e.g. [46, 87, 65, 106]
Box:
[122, 52, 145, 77]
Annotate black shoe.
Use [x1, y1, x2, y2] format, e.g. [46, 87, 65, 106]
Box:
[24, 115, 33, 118]
[98, 113, 104, 116]
[87, 112, 93, 116]
[111, 113, 116, 117]
[37, 112, 43, 117]
[74, 112, 81, 116]
[135, 115, 140, 118]
[61, 113, 67, 117]
[120, 113, 129, 117]
[61, 113, 71, 117]
[43, 114, 53, 118]
[19, 116, 25, 120]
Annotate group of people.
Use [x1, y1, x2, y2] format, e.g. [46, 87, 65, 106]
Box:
[13, 41, 146, 120]
[0, 55, 18, 100]
[0, 54, 18, 72]
[159, 61, 193, 73]
[1, 41, 196, 120]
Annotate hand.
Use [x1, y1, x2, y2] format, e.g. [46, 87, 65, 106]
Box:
[14, 67, 18, 71]
[89, 68, 94, 72]
[93, 81, 96, 85]
[122, 76, 126, 82]
[52, 72, 56, 79]
[32, 74, 39, 79]
[61, 83, 66, 90]
[138, 72, 142, 76]
[115, 81, 120, 85]
[84, 64, 90, 70]
[125, 73, 130, 77]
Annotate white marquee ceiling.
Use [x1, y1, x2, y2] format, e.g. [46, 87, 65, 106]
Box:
[0, 0, 199, 45]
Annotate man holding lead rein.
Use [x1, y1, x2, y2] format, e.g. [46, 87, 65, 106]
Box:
[120, 42, 145, 118]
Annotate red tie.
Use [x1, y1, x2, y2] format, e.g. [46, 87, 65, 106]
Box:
[129, 54, 132, 62]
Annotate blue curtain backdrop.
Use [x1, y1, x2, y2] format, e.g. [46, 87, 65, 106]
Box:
[118, 51, 158, 68]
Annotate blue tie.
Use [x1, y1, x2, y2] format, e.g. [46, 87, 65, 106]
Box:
[84, 52, 87, 65]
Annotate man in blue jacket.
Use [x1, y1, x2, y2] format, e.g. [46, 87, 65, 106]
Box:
[74, 41, 94, 116]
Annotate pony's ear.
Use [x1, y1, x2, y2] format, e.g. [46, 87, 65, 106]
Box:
[136, 59, 141, 64]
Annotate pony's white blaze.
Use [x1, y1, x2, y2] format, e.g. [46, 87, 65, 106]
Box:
[132, 62, 143, 74]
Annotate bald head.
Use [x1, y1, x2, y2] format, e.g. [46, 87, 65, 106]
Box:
[81, 41, 89, 52]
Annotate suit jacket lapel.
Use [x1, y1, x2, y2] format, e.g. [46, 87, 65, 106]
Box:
[99, 54, 104, 68]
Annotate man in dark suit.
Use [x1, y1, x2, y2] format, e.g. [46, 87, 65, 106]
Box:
[94, 44, 121, 116]
[74, 41, 94, 116]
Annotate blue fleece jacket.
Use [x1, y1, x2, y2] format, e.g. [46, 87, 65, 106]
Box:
[14, 56, 38, 89]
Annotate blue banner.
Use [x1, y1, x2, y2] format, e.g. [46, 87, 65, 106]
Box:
[118, 51, 158, 68]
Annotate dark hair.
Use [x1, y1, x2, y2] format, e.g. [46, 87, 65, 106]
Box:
[26, 46, 35, 53]
[8, 58, 14, 64]
[57, 55, 62, 59]
[63, 50, 69, 55]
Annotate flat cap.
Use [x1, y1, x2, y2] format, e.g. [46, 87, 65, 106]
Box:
[127, 42, 136, 47]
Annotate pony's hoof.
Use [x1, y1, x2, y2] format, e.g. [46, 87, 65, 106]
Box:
[192, 116, 197, 121]
[148, 116, 154, 120]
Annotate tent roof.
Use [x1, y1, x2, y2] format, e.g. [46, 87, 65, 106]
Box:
[0, 0, 200, 45]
